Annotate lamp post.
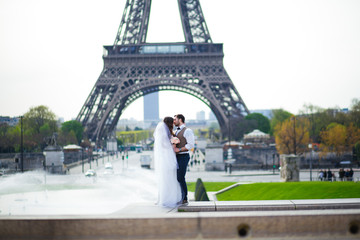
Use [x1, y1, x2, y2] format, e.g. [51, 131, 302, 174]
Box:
[81, 140, 84, 173]
[228, 112, 231, 148]
[272, 153, 275, 174]
[20, 116, 24, 172]
[308, 144, 313, 181]
[227, 110, 231, 161]
[265, 154, 268, 170]
[88, 150, 92, 169]
[292, 116, 297, 155]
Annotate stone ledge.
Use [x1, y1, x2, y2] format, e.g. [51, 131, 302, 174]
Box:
[0, 209, 359, 239]
[215, 200, 295, 211]
[291, 199, 360, 209]
[178, 201, 216, 212]
[178, 199, 360, 212]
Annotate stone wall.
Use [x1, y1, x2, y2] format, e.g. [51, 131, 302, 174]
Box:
[0, 153, 44, 172]
[0, 152, 89, 173]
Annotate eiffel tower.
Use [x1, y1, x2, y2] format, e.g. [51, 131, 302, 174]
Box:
[77, 0, 249, 144]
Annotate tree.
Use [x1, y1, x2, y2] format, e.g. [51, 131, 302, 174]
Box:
[346, 123, 360, 149]
[270, 109, 293, 135]
[22, 105, 58, 151]
[300, 104, 325, 142]
[0, 123, 18, 153]
[350, 98, 360, 128]
[320, 122, 360, 161]
[245, 113, 270, 133]
[354, 142, 360, 164]
[299, 104, 354, 143]
[116, 138, 123, 147]
[320, 123, 347, 161]
[58, 130, 78, 146]
[23, 105, 57, 134]
[117, 130, 152, 145]
[60, 120, 83, 144]
[232, 118, 257, 141]
[274, 116, 310, 155]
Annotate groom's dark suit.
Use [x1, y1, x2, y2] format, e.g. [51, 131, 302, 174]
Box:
[175, 126, 193, 202]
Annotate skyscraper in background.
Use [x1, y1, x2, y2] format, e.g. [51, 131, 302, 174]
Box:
[144, 92, 159, 126]
[196, 110, 206, 121]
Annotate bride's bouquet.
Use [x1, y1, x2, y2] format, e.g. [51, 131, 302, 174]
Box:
[171, 136, 180, 144]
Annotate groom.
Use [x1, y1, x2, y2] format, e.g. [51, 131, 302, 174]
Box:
[173, 114, 195, 204]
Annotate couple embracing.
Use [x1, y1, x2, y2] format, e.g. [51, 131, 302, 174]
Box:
[154, 114, 195, 207]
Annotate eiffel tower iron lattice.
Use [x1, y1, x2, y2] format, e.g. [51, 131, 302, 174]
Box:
[77, 0, 249, 144]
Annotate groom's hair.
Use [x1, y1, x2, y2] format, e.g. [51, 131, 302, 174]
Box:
[174, 114, 185, 123]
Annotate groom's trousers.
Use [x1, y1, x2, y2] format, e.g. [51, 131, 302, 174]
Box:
[176, 153, 190, 201]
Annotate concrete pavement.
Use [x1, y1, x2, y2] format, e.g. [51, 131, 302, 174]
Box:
[1, 150, 360, 239]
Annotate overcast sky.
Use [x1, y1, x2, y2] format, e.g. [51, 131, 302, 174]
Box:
[1, 0, 359, 121]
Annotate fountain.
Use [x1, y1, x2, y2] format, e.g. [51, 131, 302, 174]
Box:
[0, 153, 157, 216]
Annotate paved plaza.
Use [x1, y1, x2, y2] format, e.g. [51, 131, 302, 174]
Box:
[75, 150, 359, 183]
[1, 150, 360, 239]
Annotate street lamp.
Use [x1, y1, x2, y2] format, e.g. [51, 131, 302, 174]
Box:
[291, 116, 297, 155]
[228, 110, 231, 148]
[308, 143, 313, 181]
[20, 116, 24, 172]
[272, 153, 275, 174]
[81, 140, 84, 173]
[16, 116, 24, 173]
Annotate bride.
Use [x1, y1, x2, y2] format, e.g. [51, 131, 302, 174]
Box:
[153, 117, 182, 207]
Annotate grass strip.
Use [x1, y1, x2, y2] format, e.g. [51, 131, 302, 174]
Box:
[216, 181, 360, 201]
[187, 182, 237, 192]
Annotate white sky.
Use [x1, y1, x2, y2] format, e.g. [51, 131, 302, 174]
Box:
[0, 0, 359, 121]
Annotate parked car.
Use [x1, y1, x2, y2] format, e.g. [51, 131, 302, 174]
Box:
[85, 169, 97, 177]
[105, 162, 113, 170]
[140, 155, 151, 169]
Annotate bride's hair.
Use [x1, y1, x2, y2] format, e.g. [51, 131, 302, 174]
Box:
[163, 117, 174, 136]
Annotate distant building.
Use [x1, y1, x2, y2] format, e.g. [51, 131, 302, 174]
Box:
[0, 116, 19, 126]
[144, 92, 159, 122]
[196, 110, 206, 121]
[328, 108, 349, 117]
[243, 129, 271, 147]
[117, 118, 144, 130]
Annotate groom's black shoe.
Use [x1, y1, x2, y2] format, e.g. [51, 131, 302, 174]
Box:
[182, 199, 188, 205]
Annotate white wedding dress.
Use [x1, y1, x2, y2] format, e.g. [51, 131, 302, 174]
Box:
[153, 122, 182, 207]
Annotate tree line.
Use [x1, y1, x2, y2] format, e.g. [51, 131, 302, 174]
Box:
[230, 99, 360, 161]
[0, 105, 153, 153]
[1, 98, 360, 160]
[0, 106, 86, 153]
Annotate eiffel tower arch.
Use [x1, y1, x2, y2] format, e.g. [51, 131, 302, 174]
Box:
[77, 0, 249, 144]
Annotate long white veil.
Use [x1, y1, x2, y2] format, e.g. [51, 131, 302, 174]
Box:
[153, 122, 181, 207]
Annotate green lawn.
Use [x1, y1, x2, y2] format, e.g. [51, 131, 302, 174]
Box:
[187, 182, 237, 192]
[216, 182, 360, 201]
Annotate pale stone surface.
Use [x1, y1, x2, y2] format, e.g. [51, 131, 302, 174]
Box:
[43, 151, 64, 167]
[215, 200, 295, 211]
[1, 209, 360, 239]
[205, 144, 223, 164]
[179, 199, 360, 212]
[280, 154, 300, 182]
[178, 201, 216, 212]
[205, 144, 224, 171]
